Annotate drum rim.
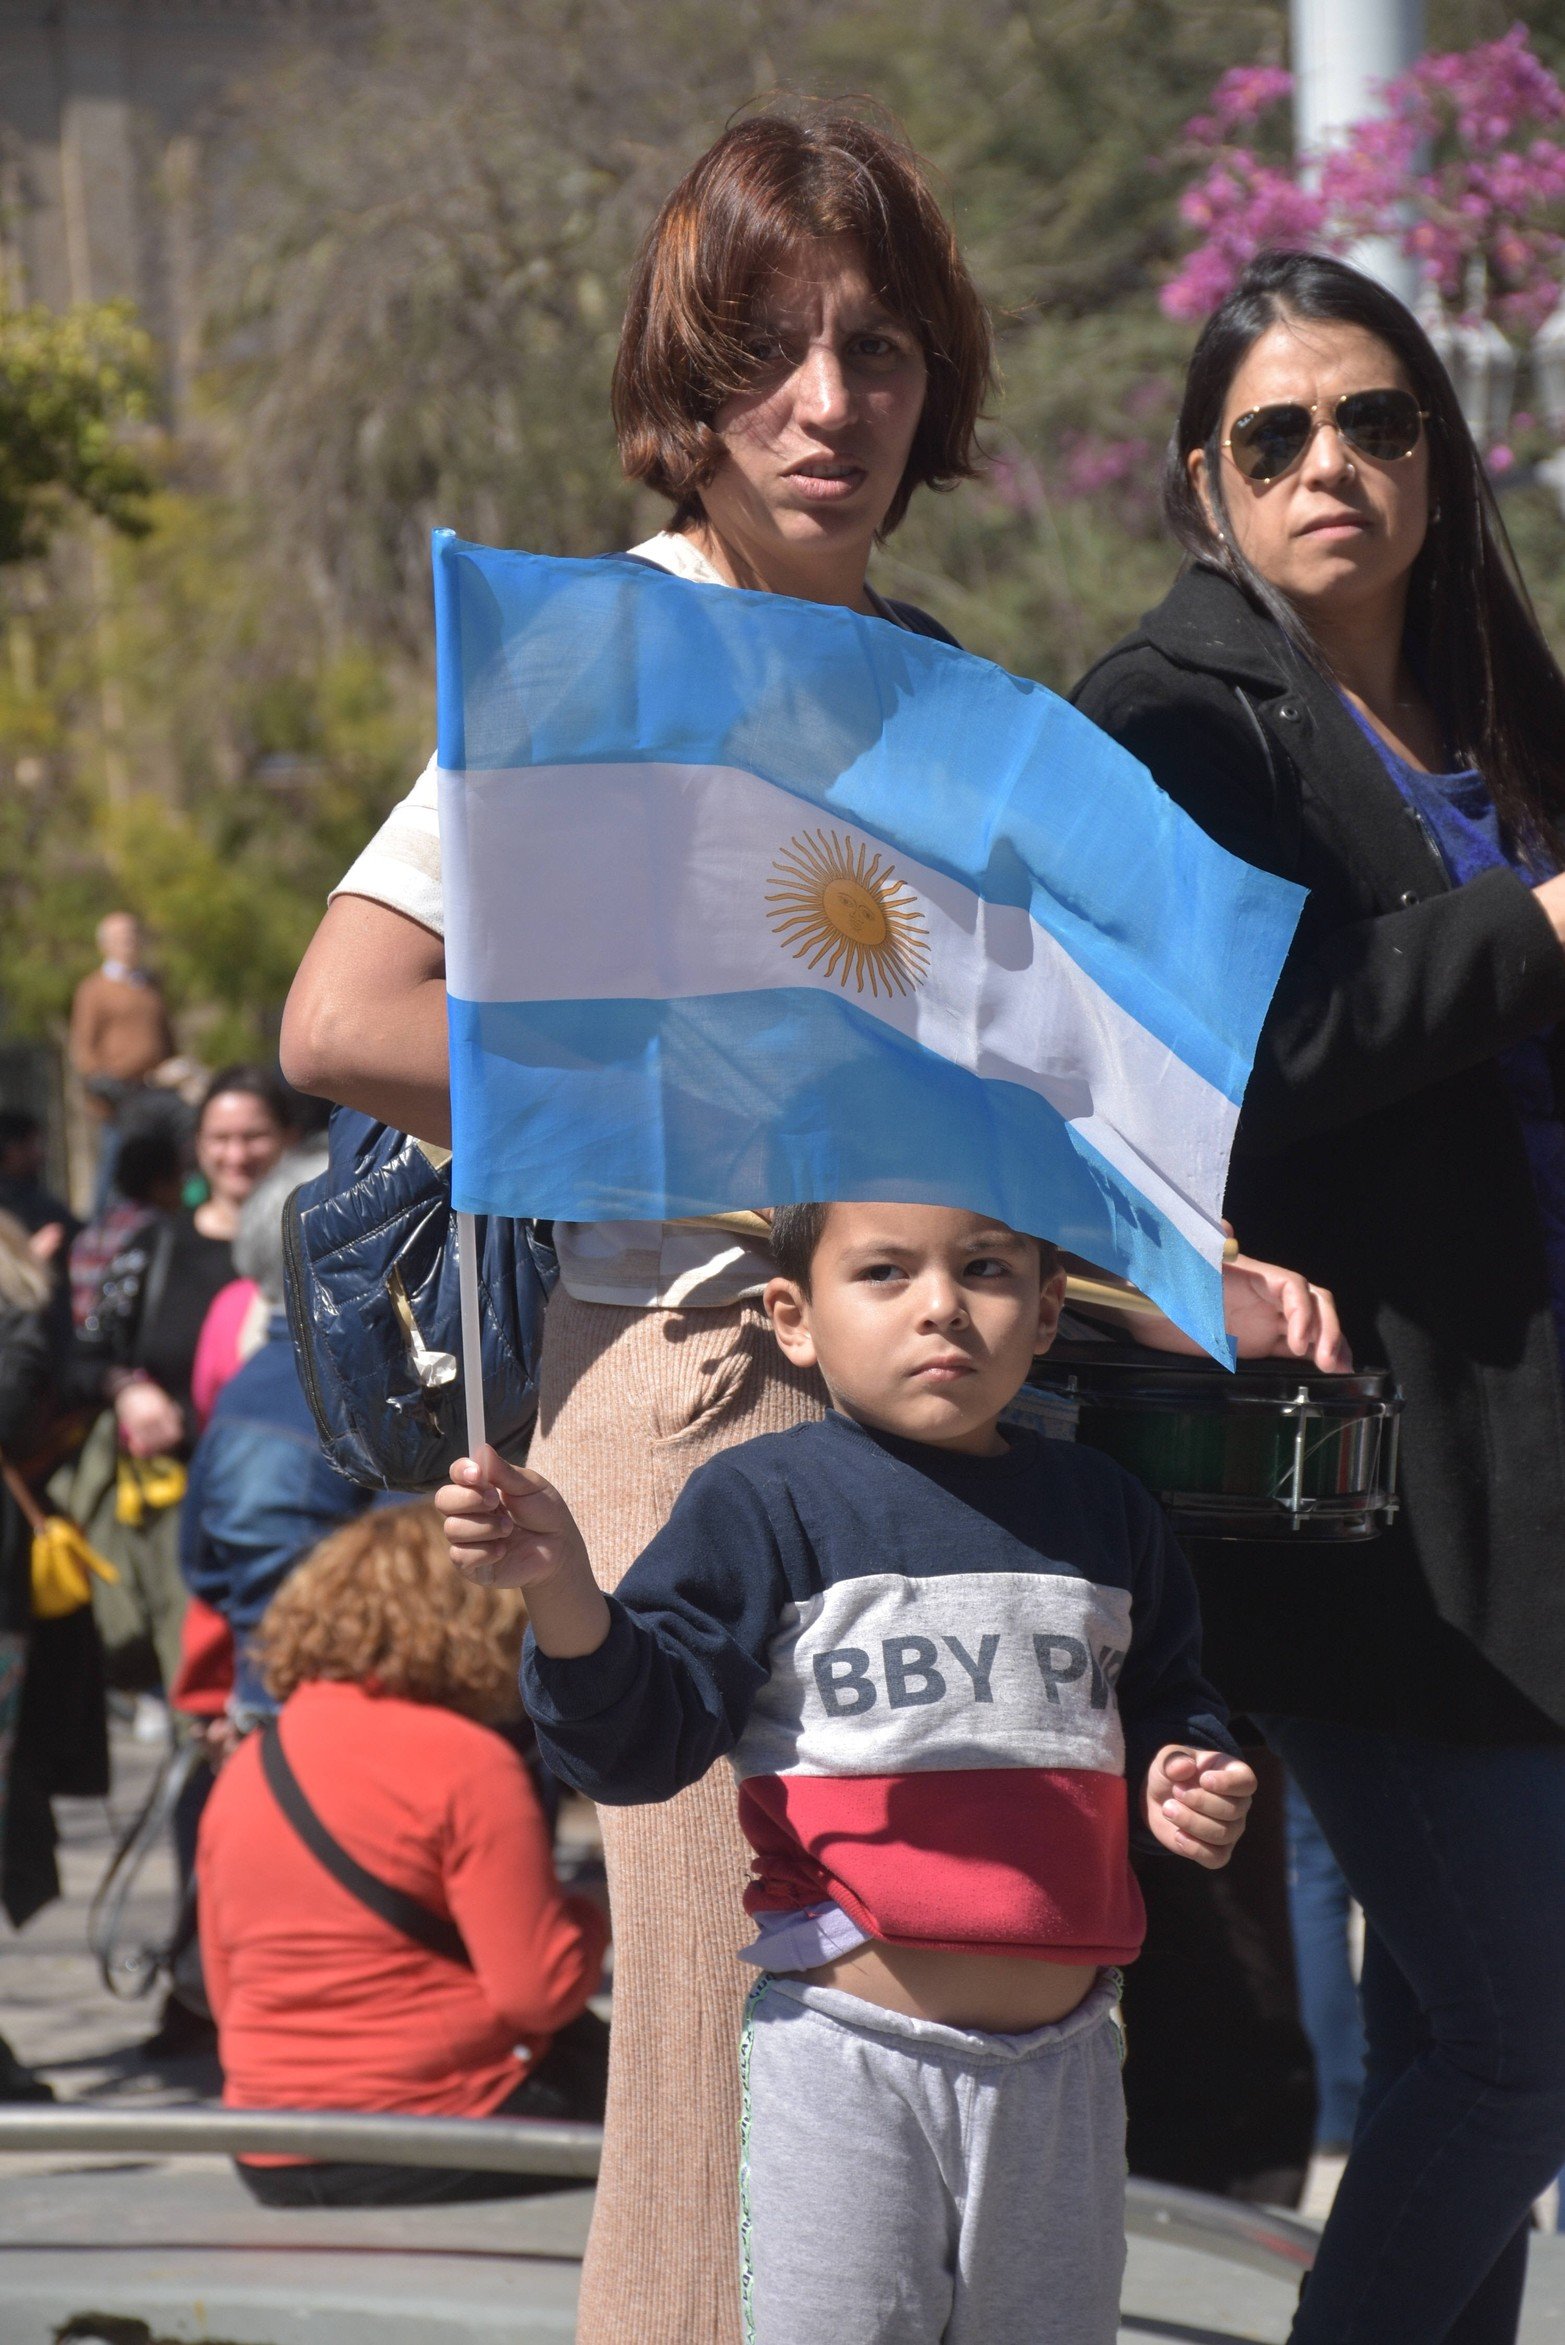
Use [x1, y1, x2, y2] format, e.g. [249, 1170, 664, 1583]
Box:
[1025, 1356, 1395, 1404]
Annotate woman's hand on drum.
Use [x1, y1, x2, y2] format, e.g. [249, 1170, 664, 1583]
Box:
[1113, 1231, 1351, 1371]
[1216, 1248, 1352, 1370]
[1144, 1746, 1257, 1869]
[438, 1444, 612, 1658]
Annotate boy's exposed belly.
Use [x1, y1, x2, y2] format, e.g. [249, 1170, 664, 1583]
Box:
[795, 1941, 1099, 2031]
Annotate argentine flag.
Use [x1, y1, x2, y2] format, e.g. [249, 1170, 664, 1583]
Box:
[435, 534, 1304, 1361]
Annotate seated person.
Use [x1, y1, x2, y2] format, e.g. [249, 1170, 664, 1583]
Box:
[440, 1201, 1254, 2345]
[198, 1503, 609, 2207]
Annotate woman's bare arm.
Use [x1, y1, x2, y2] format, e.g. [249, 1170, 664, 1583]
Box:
[280, 894, 452, 1144]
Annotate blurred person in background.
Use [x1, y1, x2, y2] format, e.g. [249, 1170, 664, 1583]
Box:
[180, 1144, 366, 1730]
[0, 1110, 77, 1269]
[64, 1067, 294, 1697]
[143, 1142, 363, 2066]
[0, 1211, 109, 2089]
[68, 915, 178, 1211]
[199, 1503, 608, 2207]
[67, 1132, 184, 1335]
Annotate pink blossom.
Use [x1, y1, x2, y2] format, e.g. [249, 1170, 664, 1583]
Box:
[1161, 26, 1565, 336]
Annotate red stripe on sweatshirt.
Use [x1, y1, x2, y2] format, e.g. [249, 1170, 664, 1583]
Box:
[737, 1766, 1146, 1965]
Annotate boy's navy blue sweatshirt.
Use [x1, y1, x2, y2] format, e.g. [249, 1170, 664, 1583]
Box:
[523, 1410, 1236, 1965]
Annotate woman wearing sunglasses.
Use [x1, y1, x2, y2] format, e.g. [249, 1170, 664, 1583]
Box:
[1076, 247, 1565, 2345]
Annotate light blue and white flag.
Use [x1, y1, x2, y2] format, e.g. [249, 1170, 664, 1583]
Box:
[434, 533, 1304, 1360]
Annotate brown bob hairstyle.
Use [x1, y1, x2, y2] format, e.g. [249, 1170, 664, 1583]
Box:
[613, 104, 993, 536]
[256, 1503, 527, 1726]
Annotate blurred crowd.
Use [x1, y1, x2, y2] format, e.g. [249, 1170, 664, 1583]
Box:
[0, 911, 608, 2196]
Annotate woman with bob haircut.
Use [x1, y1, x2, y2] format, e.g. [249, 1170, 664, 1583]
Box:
[283, 113, 1343, 2339]
[1075, 248, 1565, 2345]
[281, 103, 989, 2342]
[197, 1502, 608, 2207]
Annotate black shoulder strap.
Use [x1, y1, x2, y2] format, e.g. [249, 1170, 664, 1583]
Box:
[135, 1214, 180, 1351]
[867, 588, 961, 648]
[259, 1720, 471, 1967]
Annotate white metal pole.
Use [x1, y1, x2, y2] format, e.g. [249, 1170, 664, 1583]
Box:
[1290, 0, 1425, 304]
[456, 1208, 488, 1460]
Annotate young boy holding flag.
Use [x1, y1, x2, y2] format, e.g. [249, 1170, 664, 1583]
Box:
[439, 1198, 1254, 2345]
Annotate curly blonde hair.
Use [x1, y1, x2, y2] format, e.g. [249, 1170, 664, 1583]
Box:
[256, 1503, 527, 1724]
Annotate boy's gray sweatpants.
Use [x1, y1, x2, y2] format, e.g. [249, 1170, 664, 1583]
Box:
[738, 1968, 1126, 2345]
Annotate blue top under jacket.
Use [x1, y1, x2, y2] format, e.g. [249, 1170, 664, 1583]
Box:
[180, 1313, 373, 1715]
[1342, 699, 1565, 1369]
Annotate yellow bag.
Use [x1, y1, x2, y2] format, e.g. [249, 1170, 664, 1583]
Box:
[0, 1449, 121, 1620]
[29, 1514, 120, 1620]
[114, 1454, 187, 1529]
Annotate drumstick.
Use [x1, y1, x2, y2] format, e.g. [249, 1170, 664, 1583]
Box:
[1062, 1273, 1165, 1318]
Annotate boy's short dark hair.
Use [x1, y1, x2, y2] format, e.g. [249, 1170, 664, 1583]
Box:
[769, 1202, 1061, 1295]
[769, 1203, 832, 1291]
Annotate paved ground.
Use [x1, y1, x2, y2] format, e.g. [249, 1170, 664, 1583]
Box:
[0, 1722, 1562, 2344]
[0, 1717, 220, 2114]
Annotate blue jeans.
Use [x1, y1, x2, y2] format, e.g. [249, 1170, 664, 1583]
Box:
[1258, 1718, 1565, 2345]
[1284, 1770, 1366, 2148]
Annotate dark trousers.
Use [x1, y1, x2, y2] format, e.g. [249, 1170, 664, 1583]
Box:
[1260, 1717, 1565, 2345]
[237, 2009, 608, 2208]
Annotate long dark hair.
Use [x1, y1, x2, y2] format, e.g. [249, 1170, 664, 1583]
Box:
[1165, 248, 1565, 851]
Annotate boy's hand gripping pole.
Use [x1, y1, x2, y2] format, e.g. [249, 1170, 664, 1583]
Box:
[456, 1209, 487, 1460]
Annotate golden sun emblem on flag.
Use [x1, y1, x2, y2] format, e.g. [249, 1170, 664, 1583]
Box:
[766, 828, 931, 998]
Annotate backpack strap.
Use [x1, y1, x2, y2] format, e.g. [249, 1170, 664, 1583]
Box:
[259, 1720, 471, 1967]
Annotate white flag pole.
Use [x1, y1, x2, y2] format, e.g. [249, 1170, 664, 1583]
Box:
[456, 1208, 488, 1460]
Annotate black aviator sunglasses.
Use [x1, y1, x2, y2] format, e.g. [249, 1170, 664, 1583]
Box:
[1222, 388, 1428, 484]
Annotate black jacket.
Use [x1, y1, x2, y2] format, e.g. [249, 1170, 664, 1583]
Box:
[1074, 563, 1565, 1741]
[0, 1299, 109, 1924]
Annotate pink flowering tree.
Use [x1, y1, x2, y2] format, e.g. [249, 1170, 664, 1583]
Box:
[1162, 25, 1565, 333]
[996, 28, 1565, 538]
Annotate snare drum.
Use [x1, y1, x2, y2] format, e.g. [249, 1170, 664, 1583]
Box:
[1004, 1354, 1403, 1541]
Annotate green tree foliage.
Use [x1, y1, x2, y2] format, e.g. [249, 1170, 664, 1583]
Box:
[201, 0, 1298, 660]
[0, 300, 153, 561]
[205, 0, 1565, 693]
[0, 490, 425, 1055]
[0, 297, 157, 1040]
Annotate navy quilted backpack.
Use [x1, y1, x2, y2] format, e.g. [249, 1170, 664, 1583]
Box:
[281, 1107, 555, 1492]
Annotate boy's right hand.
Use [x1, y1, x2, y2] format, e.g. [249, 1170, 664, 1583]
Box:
[437, 1444, 589, 1593]
[439, 1448, 611, 1658]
